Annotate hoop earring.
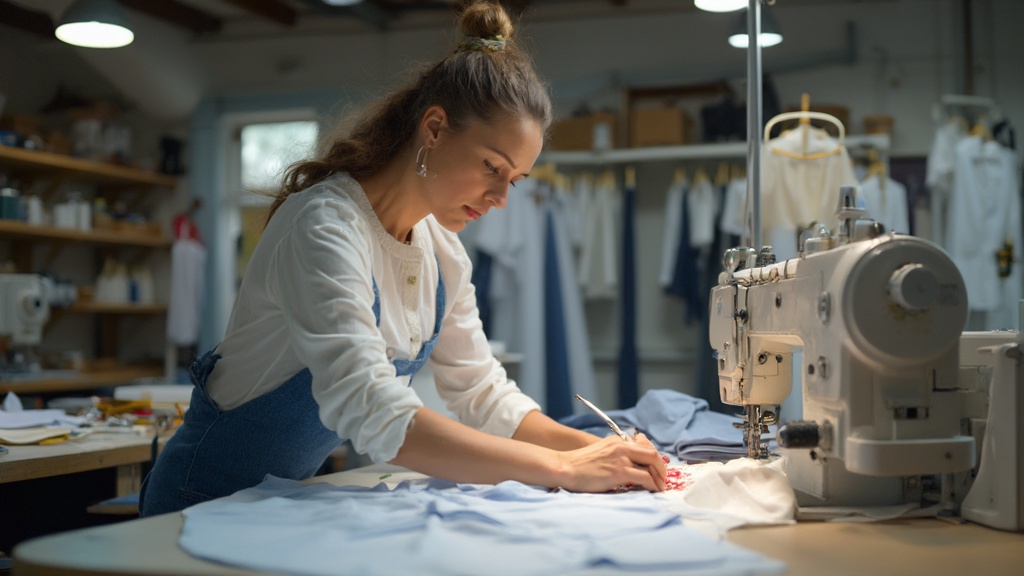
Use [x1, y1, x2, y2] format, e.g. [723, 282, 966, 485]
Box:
[415, 146, 436, 178]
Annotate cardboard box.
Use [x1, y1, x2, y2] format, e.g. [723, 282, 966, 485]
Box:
[630, 107, 694, 147]
[547, 112, 617, 151]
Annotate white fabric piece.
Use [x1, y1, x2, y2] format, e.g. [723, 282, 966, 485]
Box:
[858, 174, 910, 234]
[577, 172, 620, 300]
[166, 237, 206, 346]
[945, 137, 1018, 312]
[687, 177, 717, 249]
[179, 475, 787, 576]
[657, 457, 797, 537]
[719, 177, 747, 238]
[206, 174, 539, 463]
[658, 180, 685, 287]
[761, 126, 858, 260]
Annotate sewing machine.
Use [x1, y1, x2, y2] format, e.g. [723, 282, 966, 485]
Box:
[709, 186, 1023, 531]
[0, 273, 50, 372]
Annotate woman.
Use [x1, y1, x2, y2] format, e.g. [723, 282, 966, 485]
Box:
[140, 0, 666, 517]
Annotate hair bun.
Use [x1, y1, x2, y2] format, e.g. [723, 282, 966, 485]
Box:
[458, 1, 514, 44]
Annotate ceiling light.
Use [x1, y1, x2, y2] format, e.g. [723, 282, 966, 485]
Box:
[728, 7, 783, 48]
[322, 0, 365, 6]
[55, 0, 134, 49]
[695, 0, 748, 12]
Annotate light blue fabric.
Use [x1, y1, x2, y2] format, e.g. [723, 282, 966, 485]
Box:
[180, 475, 786, 576]
[559, 389, 750, 461]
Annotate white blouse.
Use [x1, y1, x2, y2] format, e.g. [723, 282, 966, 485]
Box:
[206, 173, 540, 463]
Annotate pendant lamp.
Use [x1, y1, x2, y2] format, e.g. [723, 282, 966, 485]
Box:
[694, 0, 747, 12]
[55, 0, 134, 49]
[728, 6, 783, 48]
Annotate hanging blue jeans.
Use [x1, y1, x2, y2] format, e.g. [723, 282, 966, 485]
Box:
[618, 183, 639, 409]
[139, 264, 445, 516]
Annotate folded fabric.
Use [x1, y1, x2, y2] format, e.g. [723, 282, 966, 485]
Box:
[560, 389, 749, 461]
[180, 475, 787, 576]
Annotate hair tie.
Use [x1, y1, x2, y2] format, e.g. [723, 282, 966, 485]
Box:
[458, 34, 506, 53]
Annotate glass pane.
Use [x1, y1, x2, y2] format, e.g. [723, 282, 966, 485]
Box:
[240, 121, 318, 193]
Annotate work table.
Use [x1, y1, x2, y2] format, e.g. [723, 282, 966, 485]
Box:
[13, 464, 1024, 576]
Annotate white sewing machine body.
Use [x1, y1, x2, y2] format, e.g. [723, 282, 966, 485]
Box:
[709, 187, 1022, 530]
[0, 273, 50, 372]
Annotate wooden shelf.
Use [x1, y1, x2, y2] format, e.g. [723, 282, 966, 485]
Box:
[0, 365, 165, 395]
[0, 219, 171, 248]
[69, 302, 168, 314]
[0, 146, 177, 188]
[538, 134, 891, 166]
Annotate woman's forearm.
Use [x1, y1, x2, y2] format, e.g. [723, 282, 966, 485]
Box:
[390, 407, 566, 487]
[511, 409, 599, 450]
[389, 407, 667, 493]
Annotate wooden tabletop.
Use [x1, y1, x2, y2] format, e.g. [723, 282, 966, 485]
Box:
[0, 427, 156, 484]
[12, 464, 1024, 576]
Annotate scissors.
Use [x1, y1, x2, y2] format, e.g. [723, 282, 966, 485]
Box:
[574, 394, 629, 441]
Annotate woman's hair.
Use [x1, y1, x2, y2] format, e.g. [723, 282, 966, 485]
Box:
[266, 0, 552, 223]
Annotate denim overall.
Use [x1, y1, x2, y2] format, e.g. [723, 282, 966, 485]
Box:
[139, 269, 445, 517]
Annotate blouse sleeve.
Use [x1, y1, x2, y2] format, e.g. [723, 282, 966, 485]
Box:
[268, 200, 423, 464]
[427, 229, 541, 437]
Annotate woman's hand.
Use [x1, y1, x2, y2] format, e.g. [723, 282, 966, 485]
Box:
[556, 432, 667, 493]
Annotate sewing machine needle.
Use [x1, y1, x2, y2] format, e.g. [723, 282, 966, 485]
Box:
[574, 394, 629, 441]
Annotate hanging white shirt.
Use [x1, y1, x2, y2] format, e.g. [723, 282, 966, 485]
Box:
[761, 126, 857, 259]
[719, 177, 747, 238]
[166, 237, 206, 346]
[688, 177, 717, 249]
[659, 179, 686, 287]
[858, 173, 910, 234]
[945, 137, 1020, 313]
[577, 171, 620, 300]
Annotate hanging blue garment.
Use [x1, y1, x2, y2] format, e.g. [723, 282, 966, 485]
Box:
[665, 182, 703, 323]
[544, 208, 573, 419]
[618, 183, 639, 409]
[470, 249, 494, 336]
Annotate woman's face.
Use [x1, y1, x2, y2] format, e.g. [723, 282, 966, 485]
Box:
[425, 113, 544, 232]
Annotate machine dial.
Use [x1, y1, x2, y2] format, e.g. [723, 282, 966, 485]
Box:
[888, 263, 939, 311]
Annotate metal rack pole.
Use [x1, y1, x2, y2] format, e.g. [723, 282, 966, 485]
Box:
[746, 0, 764, 252]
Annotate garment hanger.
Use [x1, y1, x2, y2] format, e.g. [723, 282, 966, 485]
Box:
[672, 166, 689, 186]
[730, 162, 745, 181]
[764, 93, 846, 160]
[714, 162, 731, 188]
[624, 166, 637, 190]
[693, 166, 710, 186]
[970, 114, 993, 141]
[864, 147, 887, 195]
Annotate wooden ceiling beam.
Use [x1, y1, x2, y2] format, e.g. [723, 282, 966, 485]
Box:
[0, 0, 55, 39]
[221, 0, 298, 26]
[117, 0, 222, 35]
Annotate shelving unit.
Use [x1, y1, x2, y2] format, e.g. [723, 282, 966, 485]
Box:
[0, 146, 177, 395]
[538, 134, 890, 165]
